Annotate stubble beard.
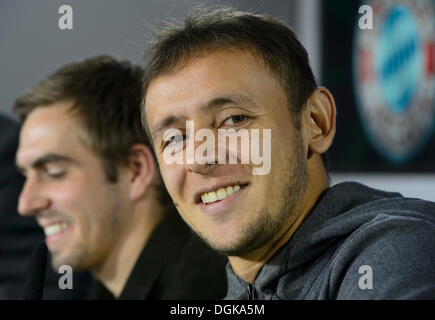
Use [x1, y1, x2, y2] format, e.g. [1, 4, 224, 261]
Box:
[50, 183, 123, 272]
[198, 134, 308, 257]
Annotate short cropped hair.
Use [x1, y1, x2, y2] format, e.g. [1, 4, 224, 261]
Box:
[14, 55, 172, 206]
[141, 6, 327, 168]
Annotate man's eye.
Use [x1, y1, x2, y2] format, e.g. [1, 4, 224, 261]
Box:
[222, 115, 248, 127]
[163, 134, 186, 148]
[46, 171, 66, 179]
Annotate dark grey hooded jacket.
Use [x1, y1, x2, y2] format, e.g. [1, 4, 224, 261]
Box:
[224, 182, 435, 299]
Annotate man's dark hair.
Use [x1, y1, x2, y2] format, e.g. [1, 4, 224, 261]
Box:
[141, 6, 328, 169]
[14, 55, 172, 206]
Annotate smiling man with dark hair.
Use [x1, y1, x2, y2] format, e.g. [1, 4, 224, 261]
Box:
[141, 7, 435, 299]
[14, 55, 227, 300]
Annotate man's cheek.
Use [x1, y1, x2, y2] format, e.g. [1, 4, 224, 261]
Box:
[161, 166, 181, 198]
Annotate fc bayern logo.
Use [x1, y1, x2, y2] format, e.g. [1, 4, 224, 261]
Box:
[353, 0, 435, 163]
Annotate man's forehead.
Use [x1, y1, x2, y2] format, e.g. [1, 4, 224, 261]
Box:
[21, 102, 77, 133]
[21, 105, 77, 140]
[17, 105, 82, 166]
[145, 49, 273, 122]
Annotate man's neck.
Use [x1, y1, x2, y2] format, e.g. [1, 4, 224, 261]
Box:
[228, 162, 328, 284]
[92, 201, 166, 298]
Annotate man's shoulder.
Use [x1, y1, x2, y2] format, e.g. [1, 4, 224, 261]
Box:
[278, 183, 435, 299]
[278, 202, 435, 299]
[303, 194, 435, 299]
[305, 182, 435, 246]
[330, 209, 435, 299]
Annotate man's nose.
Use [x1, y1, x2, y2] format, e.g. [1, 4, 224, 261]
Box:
[184, 134, 219, 176]
[18, 178, 51, 216]
[185, 161, 219, 176]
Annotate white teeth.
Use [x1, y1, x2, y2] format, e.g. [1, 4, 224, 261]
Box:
[216, 188, 227, 200]
[208, 191, 217, 203]
[44, 222, 68, 237]
[200, 184, 242, 204]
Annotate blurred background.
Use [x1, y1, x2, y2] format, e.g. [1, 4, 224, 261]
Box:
[1, 0, 433, 200]
[0, 0, 434, 297]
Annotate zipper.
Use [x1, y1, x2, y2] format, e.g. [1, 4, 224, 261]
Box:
[241, 281, 257, 300]
[248, 283, 257, 300]
[238, 276, 257, 300]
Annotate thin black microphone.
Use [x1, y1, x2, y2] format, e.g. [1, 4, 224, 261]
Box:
[22, 241, 47, 300]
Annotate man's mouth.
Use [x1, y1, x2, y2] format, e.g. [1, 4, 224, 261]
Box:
[43, 221, 69, 237]
[199, 183, 249, 205]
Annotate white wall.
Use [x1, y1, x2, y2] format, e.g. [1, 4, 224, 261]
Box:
[331, 173, 435, 202]
[293, 0, 322, 84]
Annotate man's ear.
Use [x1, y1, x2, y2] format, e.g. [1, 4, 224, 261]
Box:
[303, 87, 336, 156]
[126, 144, 156, 201]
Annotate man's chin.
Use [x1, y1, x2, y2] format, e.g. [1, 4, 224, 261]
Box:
[200, 210, 286, 257]
[213, 242, 264, 257]
[201, 233, 266, 257]
[50, 257, 68, 271]
[49, 252, 82, 272]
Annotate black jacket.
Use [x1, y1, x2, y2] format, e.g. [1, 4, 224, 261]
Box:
[89, 213, 228, 299]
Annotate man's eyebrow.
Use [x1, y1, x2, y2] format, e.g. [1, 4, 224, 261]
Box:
[152, 115, 188, 141]
[17, 153, 73, 174]
[151, 94, 260, 140]
[198, 94, 260, 114]
[32, 154, 73, 168]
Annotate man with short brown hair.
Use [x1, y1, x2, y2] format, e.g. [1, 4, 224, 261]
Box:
[141, 7, 435, 299]
[14, 55, 227, 299]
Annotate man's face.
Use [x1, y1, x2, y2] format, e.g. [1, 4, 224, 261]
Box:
[16, 102, 127, 271]
[145, 49, 308, 256]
